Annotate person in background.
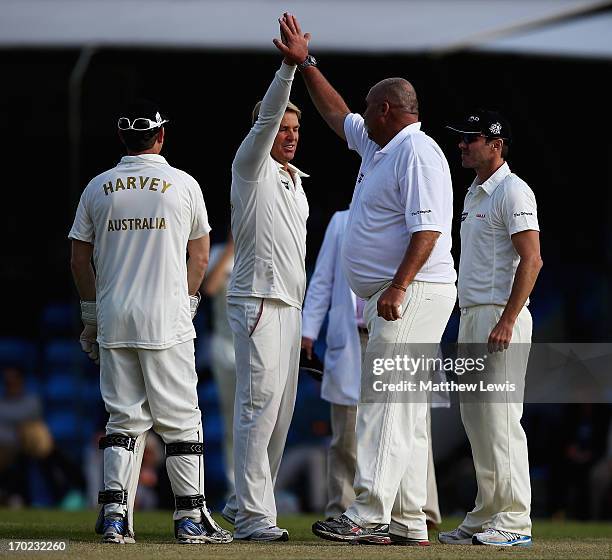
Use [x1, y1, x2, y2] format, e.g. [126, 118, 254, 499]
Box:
[0, 365, 85, 508]
[200, 235, 236, 497]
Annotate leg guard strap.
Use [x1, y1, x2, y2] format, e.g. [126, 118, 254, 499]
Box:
[98, 489, 128, 505]
[166, 442, 203, 456]
[99, 434, 136, 451]
[175, 494, 205, 510]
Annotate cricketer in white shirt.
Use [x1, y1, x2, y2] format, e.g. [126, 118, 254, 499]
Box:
[440, 109, 542, 546]
[70, 154, 211, 348]
[223, 60, 309, 541]
[275, 21, 456, 543]
[68, 127, 228, 544]
[342, 113, 456, 298]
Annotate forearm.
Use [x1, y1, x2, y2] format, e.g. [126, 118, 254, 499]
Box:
[202, 250, 232, 296]
[71, 262, 96, 301]
[501, 256, 543, 323]
[70, 241, 96, 301]
[392, 231, 440, 288]
[301, 66, 350, 139]
[187, 257, 208, 296]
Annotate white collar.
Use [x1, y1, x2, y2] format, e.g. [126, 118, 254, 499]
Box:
[120, 154, 168, 165]
[274, 159, 309, 178]
[377, 122, 422, 155]
[470, 162, 511, 196]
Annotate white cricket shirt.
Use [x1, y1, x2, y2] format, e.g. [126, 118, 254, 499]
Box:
[228, 62, 309, 309]
[342, 113, 456, 299]
[68, 154, 211, 349]
[458, 162, 539, 308]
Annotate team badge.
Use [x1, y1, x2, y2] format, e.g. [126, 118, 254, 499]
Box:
[489, 122, 502, 135]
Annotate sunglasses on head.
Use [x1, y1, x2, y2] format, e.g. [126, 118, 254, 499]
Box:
[117, 116, 168, 131]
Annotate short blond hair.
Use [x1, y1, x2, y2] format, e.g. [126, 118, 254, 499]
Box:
[252, 100, 301, 125]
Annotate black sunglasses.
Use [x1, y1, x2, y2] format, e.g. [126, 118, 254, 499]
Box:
[460, 133, 483, 144]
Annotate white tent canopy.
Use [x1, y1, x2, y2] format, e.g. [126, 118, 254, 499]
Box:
[478, 10, 612, 59]
[1, 0, 610, 58]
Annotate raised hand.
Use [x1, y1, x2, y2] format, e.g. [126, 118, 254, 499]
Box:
[273, 13, 311, 66]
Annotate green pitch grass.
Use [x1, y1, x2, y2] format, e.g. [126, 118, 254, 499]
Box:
[0, 509, 610, 559]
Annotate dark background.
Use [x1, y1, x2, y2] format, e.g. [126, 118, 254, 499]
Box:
[2, 48, 612, 341]
[1, 47, 611, 517]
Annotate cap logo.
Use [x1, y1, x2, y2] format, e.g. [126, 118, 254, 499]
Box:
[489, 122, 502, 135]
[155, 112, 162, 124]
[468, 115, 479, 122]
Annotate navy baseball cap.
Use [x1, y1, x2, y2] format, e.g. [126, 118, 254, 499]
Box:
[446, 109, 511, 142]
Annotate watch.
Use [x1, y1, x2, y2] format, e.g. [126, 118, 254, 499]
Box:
[298, 55, 317, 71]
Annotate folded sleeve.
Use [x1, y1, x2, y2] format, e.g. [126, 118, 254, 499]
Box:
[501, 180, 540, 236]
[189, 181, 212, 240]
[402, 164, 446, 234]
[344, 113, 372, 157]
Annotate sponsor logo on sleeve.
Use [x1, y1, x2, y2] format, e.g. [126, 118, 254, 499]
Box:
[513, 211, 534, 217]
[411, 209, 432, 216]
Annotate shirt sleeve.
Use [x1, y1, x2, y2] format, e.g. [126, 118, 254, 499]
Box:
[501, 180, 540, 236]
[232, 62, 296, 181]
[402, 163, 447, 234]
[190, 182, 212, 240]
[344, 113, 372, 157]
[302, 213, 340, 340]
[68, 186, 94, 242]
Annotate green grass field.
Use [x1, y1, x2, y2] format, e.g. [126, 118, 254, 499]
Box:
[0, 509, 610, 559]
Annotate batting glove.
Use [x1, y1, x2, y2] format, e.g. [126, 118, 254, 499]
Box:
[80, 324, 99, 365]
[190, 293, 201, 320]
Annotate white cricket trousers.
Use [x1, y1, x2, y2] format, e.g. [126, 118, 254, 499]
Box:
[99, 341, 204, 520]
[458, 304, 532, 536]
[325, 331, 442, 525]
[226, 297, 301, 538]
[345, 281, 456, 541]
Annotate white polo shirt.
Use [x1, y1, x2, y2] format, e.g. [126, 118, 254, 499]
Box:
[228, 62, 309, 309]
[341, 113, 456, 299]
[458, 162, 539, 308]
[68, 154, 211, 349]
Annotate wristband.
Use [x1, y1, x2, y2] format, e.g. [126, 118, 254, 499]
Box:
[390, 282, 407, 292]
[80, 300, 97, 326]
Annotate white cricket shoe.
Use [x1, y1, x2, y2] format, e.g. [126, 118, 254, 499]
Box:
[438, 527, 473, 545]
[238, 526, 289, 542]
[472, 528, 532, 547]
